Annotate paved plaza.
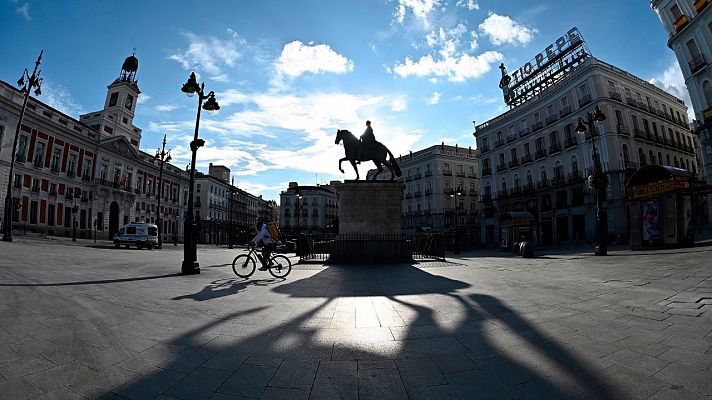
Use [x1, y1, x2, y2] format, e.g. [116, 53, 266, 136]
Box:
[0, 238, 711, 400]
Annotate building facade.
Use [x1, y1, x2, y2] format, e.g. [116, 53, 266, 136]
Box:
[651, 0, 712, 220]
[279, 181, 338, 236]
[392, 144, 480, 237]
[476, 55, 696, 247]
[0, 54, 272, 243]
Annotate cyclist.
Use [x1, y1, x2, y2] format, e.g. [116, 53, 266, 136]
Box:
[250, 220, 277, 271]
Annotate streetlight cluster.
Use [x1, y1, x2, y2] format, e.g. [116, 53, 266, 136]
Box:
[3, 51, 44, 242]
[155, 134, 172, 249]
[180, 72, 220, 275]
[575, 105, 608, 256]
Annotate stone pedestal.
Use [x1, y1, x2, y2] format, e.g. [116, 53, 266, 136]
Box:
[335, 180, 404, 235]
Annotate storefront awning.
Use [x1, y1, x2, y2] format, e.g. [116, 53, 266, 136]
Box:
[625, 165, 691, 188]
[498, 211, 536, 227]
[625, 165, 711, 200]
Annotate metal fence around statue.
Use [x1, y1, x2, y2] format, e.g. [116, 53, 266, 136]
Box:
[297, 233, 445, 262]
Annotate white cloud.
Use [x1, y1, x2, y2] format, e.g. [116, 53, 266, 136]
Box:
[427, 92, 441, 105]
[649, 62, 694, 121]
[41, 81, 85, 117]
[275, 41, 354, 78]
[392, 50, 503, 82]
[137, 94, 151, 104]
[456, 0, 479, 10]
[210, 74, 230, 82]
[391, 95, 408, 112]
[393, 0, 442, 26]
[16, 2, 30, 21]
[216, 89, 251, 108]
[167, 32, 243, 76]
[425, 24, 468, 58]
[156, 104, 179, 112]
[478, 13, 537, 46]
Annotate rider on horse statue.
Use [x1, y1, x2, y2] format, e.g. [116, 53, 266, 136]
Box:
[358, 120, 376, 162]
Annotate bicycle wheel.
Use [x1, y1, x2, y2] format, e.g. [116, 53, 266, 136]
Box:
[232, 254, 256, 278]
[268, 255, 292, 278]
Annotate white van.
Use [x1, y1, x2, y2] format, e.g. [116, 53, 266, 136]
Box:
[113, 223, 158, 249]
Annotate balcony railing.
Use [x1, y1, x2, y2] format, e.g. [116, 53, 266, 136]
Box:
[633, 129, 646, 139]
[549, 143, 562, 154]
[551, 175, 565, 186]
[497, 189, 509, 199]
[625, 97, 637, 106]
[495, 139, 505, 148]
[689, 54, 707, 74]
[568, 170, 582, 181]
[694, 0, 710, 13]
[534, 149, 547, 160]
[480, 145, 490, 153]
[609, 91, 622, 101]
[673, 14, 689, 32]
[508, 159, 520, 168]
[578, 94, 591, 107]
[507, 135, 517, 143]
[482, 168, 492, 176]
[523, 183, 535, 192]
[532, 121, 543, 131]
[443, 170, 452, 176]
[559, 106, 572, 117]
[510, 185, 522, 195]
[545, 114, 558, 125]
[617, 124, 630, 135]
[537, 179, 550, 189]
[496, 163, 508, 172]
[564, 136, 577, 149]
[519, 128, 530, 137]
[520, 154, 533, 164]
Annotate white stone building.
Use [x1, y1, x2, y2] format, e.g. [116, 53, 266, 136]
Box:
[279, 181, 338, 235]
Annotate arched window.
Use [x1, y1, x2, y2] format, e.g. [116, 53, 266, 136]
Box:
[571, 156, 579, 174]
[638, 147, 647, 166]
[554, 160, 564, 179]
[500, 178, 508, 192]
[622, 144, 630, 164]
[685, 159, 690, 171]
[484, 182, 491, 196]
[666, 154, 671, 165]
[540, 166, 548, 182]
[513, 174, 520, 190]
[649, 150, 655, 165]
[658, 151, 663, 166]
[674, 156, 679, 168]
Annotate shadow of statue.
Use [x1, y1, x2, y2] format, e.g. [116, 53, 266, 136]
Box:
[172, 277, 285, 301]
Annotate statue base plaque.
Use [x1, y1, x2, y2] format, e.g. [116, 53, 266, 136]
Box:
[330, 180, 409, 262]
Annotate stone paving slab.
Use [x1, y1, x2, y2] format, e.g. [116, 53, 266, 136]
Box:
[1, 239, 712, 399]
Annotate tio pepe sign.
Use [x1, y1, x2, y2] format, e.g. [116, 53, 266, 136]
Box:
[510, 27, 582, 87]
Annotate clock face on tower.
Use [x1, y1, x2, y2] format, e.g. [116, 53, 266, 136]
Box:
[125, 95, 134, 110]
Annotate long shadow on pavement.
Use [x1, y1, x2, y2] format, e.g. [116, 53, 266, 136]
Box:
[96, 263, 622, 399]
[0, 272, 181, 287]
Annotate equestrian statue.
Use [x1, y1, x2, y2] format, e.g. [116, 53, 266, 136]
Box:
[335, 120, 402, 180]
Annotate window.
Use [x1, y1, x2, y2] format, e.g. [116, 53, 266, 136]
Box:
[523, 142, 530, 155]
[520, 119, 528, 133]
[48, 204, 55, 226]
[50, 148, 61, 172]
[32, 179, 40, 192]
[125, 94, 134, 110]
[16, 135, 28, 161]
[82, 159, 92, 180]
[14, 174, 21, 189]
[33, 142, 45, 167]
[49, 183, 57, 195]
[579, 83, 589, 96]
[547, 104, 554, 117]
[670, 3, 682, 19]
[67, 154, 77, 177]
[560, 96, 568, 109]
[30, 201, 38, 224]
[703, 81, 712, 107]
[108, 92, 119, 107]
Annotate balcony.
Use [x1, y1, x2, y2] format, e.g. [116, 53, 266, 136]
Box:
[480, 193, 492, 202]
[507, 134, 517, 143]
[519, 128, 530, 137]
[31, 185, 40, 193]
[405, 175, 413, 182]
[497, 189, 509, 199]
[520, 154, 533, 164]
[534, 149, 547, 160]
[637, 101, 646, 110]
[49, 189, 57, 197]
[551, 175, 565, 186]
[536, 179, 550, 189]
[549, 143, 562, 154]
[694, 0, 710, 13]
[608, 91, 622, 101]
[424, 189, 432, 196]
[633, 129, 646, 139]
[545, 114, 558, 125]
[482, 168, 492, 176]
[456, 171, 466, 177]
[568, 170, 583, 182]
[495, 139, 505, 148]
[424, 170, 432, 177]
[564, 136, 577, 149]
[443, 170, 452, 176]
[625, 97, 637, 107]
[510, 185, 522, 196]
[523, 183, 535, 193]
[689, 54, 707, 74]
[617, 124, 630, 135]
[413, 173, 421, 180]
[559, 106, 572, 117]
[508, 159, 520, 168]
[496, 163, 508, 173]
[480, 145, 490, 153]
[673, 14, 689, 32]
[532, 121, 543, 131]
[578, 94, 591, 107]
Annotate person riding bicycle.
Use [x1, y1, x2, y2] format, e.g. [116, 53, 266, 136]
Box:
[250, 220, 277, 271]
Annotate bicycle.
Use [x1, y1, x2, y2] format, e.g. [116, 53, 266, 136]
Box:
[232, 243, 292, 278]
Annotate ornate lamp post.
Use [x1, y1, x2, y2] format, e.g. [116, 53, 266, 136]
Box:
[180, 72, 219, 274]
[154, 134, 172, 249]
[228, 177, 235, 249]
[575, 105, 608, 256]
[72, 201, 79, 242]
[3, 51, 43, 242]
[450, 186, 462, 254]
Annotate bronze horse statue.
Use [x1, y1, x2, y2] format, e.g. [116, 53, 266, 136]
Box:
[335, 129, 402, 180]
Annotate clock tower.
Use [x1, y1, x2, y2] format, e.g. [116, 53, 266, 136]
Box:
[80, 53, 143, 148]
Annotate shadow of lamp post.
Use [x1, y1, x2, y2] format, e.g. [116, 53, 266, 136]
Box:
[575, 105, 608, 256]
[154, 134, 172, 249]
[3, 51, 43, 242]
[180, 72, 220, 275]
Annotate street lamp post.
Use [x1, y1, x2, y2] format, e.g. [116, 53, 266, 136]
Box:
[228, 177, 235, 249]
[3, 51, 43, 242]
[575, 105, 608, 256]
[155, 134, 172, 249]
[450, 186, 462, 254]
[72, 202, 79, 242]
[295, 188, 302, 254]
[180, 72, 219, 275]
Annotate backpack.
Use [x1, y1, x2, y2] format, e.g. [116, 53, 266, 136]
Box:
[266, 222, 281, 240]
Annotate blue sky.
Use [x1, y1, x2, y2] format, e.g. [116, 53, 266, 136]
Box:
[1, 0, 688, 201]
